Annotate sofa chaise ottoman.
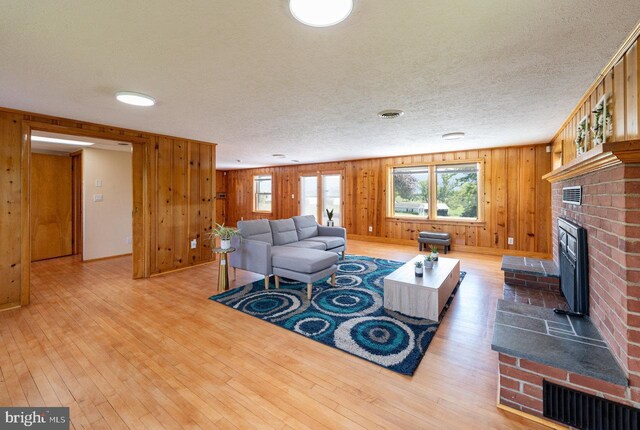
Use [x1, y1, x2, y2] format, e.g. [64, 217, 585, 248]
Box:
[229, 216, 346, 299]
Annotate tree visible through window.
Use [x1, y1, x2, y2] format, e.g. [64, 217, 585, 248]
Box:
[392, 166, 429, 218]
[254, 175, 272, 212]
[390, 163, 480, 220]
[436, 163, 479, 219]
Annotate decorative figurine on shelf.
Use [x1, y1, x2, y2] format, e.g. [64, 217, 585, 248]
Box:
[414, 260, 424, 277]
[326, 209, 335, 227]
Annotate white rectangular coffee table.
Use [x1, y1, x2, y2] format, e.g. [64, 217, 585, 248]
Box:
[383, 256, 461, 321]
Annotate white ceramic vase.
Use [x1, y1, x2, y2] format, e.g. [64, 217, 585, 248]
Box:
[220, 239, 231, 249]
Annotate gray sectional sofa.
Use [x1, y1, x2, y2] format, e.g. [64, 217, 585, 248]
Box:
[229, 215, 347, 299]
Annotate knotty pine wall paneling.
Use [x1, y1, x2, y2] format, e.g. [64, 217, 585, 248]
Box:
[224, 144, 552, 257]
[551, 30, 640, 169]
[0, 107, 216, 310]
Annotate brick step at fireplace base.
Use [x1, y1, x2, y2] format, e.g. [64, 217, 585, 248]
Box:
[502, 255, 560, 291]
[491, 300, 633, 422]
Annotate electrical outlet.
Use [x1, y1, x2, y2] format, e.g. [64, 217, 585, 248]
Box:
[240, 216, 244, 221]
[95, 179, 103, 187]
[93, 194, 103, 202]
[291, 194, 295, 199]
[368, 226, 373, 232]
[190, 239, 197, 249]
[508, 237, 514, 245]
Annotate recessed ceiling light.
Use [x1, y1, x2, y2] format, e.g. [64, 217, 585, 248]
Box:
[378, 109, 404, 119]
[289, 0, 353, 27]
[31, 136, 94, 146]
[272, 154, 286, 158]
[442, 132, 465, 140]
[115, 91, 156, 107]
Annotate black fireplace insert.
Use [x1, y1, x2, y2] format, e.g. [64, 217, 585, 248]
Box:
[558, 218, 589, 315]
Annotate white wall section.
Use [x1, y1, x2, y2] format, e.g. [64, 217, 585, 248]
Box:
[82, 148, 132, 261]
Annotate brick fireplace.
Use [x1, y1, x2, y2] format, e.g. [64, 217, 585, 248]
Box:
[492, 157, 640, 426]
[552, 163, 640, 402]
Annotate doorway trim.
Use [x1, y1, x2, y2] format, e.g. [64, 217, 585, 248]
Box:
[20, 121, 148, 305]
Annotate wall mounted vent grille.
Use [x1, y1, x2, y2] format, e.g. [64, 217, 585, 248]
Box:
[562, 186, 582, 205]
[543, 380, 638, 430]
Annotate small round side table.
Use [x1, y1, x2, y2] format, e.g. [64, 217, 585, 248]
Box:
[212, 247, 235, 292]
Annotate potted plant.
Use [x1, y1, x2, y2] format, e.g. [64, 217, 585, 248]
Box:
[414, 260, 424, 277]
[424, 255, 434, 270]
[429, 245, 439, 261]
[326, 209, 335, 227]
[210, 223, 239, 250]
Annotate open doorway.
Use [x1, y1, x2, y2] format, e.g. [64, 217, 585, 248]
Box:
[30, 131, 133, 264]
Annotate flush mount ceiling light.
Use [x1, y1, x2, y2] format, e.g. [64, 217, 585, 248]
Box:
[115, 91, 156, 107]
[31, 136, 94, 146]
[378, 109, 404, 119]
[289, 0, 353, 27]
[442, 132, 466, 140]
[272, 154, 286, 158]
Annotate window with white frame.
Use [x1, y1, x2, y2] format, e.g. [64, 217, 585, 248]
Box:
[253, 175, 272, 212]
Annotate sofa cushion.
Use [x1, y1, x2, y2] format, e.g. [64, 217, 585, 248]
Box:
[237, 219, 273, 245]
[281, 241, 325, 250]
[269, 219, 299, 245]
[292, 215, 319, 240]
[271, 247, 338, 273]
[303, 236, 345, 249]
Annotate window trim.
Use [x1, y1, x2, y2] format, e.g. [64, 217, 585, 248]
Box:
[253, 174, 273, 214]
[386, 159, 484, 223]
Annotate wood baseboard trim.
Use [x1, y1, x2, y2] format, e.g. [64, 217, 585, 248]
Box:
[149, 259, 215, 278]
[346, 234, 551, 259]
[82, 253, 132, 263]
[0, 302, 22, 312]
[496, 403, 567, 430]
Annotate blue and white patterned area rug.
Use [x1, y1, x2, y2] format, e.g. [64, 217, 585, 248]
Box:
[210, 255, 465, 375]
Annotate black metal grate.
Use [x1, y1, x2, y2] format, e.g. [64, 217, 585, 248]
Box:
[543, 380, 639, 430]
[563, 186, 582, 205]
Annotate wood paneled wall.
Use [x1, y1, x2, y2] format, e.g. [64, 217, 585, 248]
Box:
[223, 144, 552, 257]
[0, 108, 216, 310]
[551, 30, 640, 169]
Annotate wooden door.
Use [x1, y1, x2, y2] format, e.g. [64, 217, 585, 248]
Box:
[31, 153, 73, 261]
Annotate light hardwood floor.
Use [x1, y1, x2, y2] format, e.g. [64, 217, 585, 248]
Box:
[0, 240, 547, 429]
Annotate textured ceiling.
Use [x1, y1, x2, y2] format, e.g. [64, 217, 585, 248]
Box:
[1, 1, 638, 169]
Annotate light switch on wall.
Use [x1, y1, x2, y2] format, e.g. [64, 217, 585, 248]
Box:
[508, 237, 514, 245]
[95, 179, 103, 187]
[93, 194, 103, 202]
[190, 239, 197, 249]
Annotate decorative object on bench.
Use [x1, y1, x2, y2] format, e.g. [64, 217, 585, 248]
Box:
[210, 223, 239, 250]
[229, 215, 346, 297]
[211, 255, 466, 375]
[325, 208, 335, 226]
[417, 231, 451, 254]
